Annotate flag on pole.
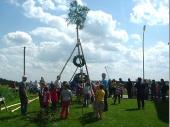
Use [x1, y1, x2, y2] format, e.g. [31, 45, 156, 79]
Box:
[143, 25, 146, 32]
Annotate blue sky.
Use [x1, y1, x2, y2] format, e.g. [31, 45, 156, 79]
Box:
[0, 0, 169, 82]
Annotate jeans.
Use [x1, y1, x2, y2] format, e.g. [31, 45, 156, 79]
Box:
[60, 100, 70, 119]
[20, 97, 28, 115]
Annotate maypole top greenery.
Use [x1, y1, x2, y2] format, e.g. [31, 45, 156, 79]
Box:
[67, 0, 90, 29]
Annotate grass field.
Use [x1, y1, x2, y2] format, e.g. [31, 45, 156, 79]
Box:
[0, 85, 169, 127]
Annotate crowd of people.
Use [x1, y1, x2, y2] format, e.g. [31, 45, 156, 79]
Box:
[18, 73, 169, 120]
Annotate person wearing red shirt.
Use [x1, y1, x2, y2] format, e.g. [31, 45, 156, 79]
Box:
[43, 86, 50, 114]
[50, 84, 58, 112]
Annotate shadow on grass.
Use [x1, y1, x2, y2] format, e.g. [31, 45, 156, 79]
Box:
[79, 112, 99, 126]
[29, 112, 51, 127]
[0, 114, 21, 121]
[28, 111, 62, 127]
[74, 105, 83, 109]
[154, 100, 169, 123]
[125, 108, 139, 111]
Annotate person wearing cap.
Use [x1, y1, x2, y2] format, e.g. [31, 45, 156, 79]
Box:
[60, 81, 72, 119]
[19, 75, 28, 115]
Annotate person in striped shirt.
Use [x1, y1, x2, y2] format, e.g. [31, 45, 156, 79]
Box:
[113, 83, 122, 104]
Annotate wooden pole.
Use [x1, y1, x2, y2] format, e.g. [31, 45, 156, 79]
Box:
[11, 97, 38, 112]
[1, 102, 20, 111]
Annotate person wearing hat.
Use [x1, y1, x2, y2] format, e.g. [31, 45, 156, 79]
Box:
[60, 81, 72, 119]
[19, 75, 28, 115]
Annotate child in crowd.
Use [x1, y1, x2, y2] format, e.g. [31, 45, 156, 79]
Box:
[113, 84, 122, 104]
[60, 81, 72, 119]
[95, 85, 105, 119]
[83, 83, 92, 107]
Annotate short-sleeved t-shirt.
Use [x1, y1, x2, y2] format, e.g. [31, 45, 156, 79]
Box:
[83, 85, 92, 95]
[61, 89, 72, 101]
[102, 80, 108, 90]
[95, 89, 105, 102]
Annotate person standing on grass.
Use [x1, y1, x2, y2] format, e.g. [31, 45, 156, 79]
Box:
[150, 80, 156, 100]
[42, 86, 51, 115]
[113, 83, 122, 104]
[119, 78, 124, 98]
[135, 77, 145, 110]
[101, 73, 108, 111]
[38, 77, 45, 109]
[83, 82, 92, 107]
[60, 81, 72, 119]
[19, 75, 28, 115]
[95, 85, 105, 119]
[110, 79, 116, 97]
[160, 79, 167, 101]
[92, 81, 100, 115]
[126, 78, 133, 99]
[155, 82, 161, 101]
[143, 79, 149, 100]
[54, 76, 62, 103]
[50, 84, 58, 112]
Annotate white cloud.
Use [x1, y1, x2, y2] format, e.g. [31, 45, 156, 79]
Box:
[30, 27, 74, 43]
[130, 33, 142, 43]
[130, 0, 169, 26]
[3, 31, 32, 46]
[22, 0, 67, 28]
[37, 0, 56, 10]
[83, 10, 128, 44]
[0, 30, 168, 81]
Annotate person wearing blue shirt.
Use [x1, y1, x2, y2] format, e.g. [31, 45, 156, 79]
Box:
[101, 73, 108, 111]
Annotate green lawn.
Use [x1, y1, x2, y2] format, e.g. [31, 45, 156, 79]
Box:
[0, 85, 169, 127]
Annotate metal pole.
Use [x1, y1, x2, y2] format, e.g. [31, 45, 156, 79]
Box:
[168, 42, 170, 86]
[24, 46, 26, 75]
[142, 25, 146, 80]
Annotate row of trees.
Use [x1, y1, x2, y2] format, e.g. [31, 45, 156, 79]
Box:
[0, 78, 18, 86]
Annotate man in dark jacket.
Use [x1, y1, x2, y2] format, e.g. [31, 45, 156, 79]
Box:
[126, 78, 132, 99]
[135, 77, 145, 109]
[19, 75, 28, 115]
[151, 80, 156, 100]
[160, 79, 167, 101]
